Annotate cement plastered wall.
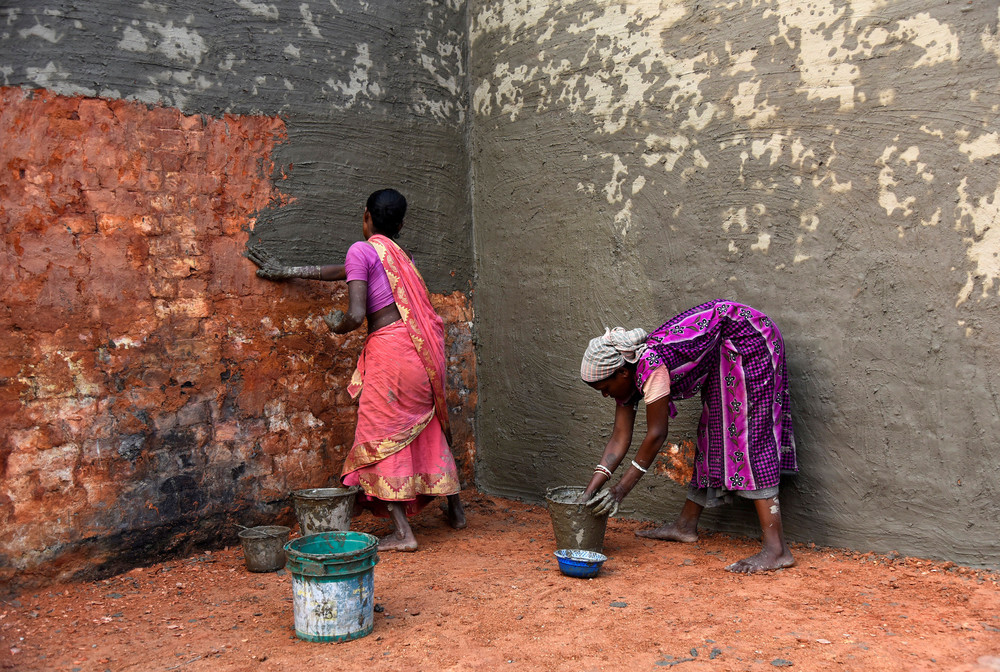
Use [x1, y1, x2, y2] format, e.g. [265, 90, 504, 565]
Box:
[1, 1, 474, 587]
[470, 0, 1000, 566]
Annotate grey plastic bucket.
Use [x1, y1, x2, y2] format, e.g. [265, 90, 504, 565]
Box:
[238, 525, 291, 572]
[284, 531, 380, 642]
[545, 485, 609, 553]
[292, 486, 359, 536]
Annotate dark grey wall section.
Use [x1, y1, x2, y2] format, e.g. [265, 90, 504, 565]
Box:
[469, 0, 1000, 567]
[1, 0, 471, 291]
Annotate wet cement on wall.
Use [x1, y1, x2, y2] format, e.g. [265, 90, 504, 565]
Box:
[469, 0, 1000, 567]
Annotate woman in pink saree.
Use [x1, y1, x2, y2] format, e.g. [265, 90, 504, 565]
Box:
[248, 189, 465, 551]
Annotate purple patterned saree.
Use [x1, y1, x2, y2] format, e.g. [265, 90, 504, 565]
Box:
[635, 300, 797, 492]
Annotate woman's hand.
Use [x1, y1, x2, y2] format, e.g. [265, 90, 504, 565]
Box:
[246, 242, 294, 279]
[246, 242, 326, 280]
[586, 485, 625, 516]
[322, 310, 346, 332]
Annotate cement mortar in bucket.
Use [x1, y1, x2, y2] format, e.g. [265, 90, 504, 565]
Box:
[545, 485, 609, 553]
[284, 531, 380, 642]
[292, 486, 359, 536]
[238, 525, 291, 572]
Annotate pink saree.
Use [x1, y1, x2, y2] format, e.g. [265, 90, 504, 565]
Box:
[340, 235, 460, 516]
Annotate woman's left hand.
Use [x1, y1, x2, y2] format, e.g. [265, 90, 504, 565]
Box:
[322, 310, 346, 332]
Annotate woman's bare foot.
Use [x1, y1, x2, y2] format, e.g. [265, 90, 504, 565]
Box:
[636, 522, 698, 543]
[381, 503, 418, 551]
[724, 548, 794, 573]
[446, 494, 467, 529]
[378, 529, 418, 552]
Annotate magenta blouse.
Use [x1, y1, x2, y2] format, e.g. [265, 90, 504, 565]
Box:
[344, 241, 395, 312]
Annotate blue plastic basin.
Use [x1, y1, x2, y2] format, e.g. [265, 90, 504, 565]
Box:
[554, 549, 607, 578]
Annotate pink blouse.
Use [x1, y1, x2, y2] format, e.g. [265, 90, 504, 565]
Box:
[344, 241, 395, 313]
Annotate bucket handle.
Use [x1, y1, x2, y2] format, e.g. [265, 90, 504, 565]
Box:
[237, 524, 289, 539]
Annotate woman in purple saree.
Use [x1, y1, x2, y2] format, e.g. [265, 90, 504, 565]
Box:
[579, 300, 797, 573]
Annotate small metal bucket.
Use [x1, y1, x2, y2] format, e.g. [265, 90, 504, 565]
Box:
[545, 485, 609, 553]
[238, 525, 291, 572]
[292, 487, 359, 536]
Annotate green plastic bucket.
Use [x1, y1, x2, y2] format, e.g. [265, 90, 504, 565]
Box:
[284, 531, 380, 642]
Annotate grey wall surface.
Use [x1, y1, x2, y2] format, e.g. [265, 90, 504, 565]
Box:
[469, 0, 1000, 567]
[1, 0, 471, 290]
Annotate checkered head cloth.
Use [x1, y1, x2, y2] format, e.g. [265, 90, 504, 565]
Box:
[580, 327, 649, 383]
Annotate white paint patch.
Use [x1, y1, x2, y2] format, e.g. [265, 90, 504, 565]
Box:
[723, 207, 748, 234]
[680, 103, 718, 132]
[414, 28, 464, 120]
[731, 79, 778, 128]
[485, 63, 538, 121]
[895, 13, 960, 67]
[800, 212, 819, 232]
[300, 3, 322, 38]
[18, 21, 62, 44]
[472, 79, 493, 116]
[752, 134, 784, 165]
[615, 198, 634, 238]
[112, 336, 143, 349]
[284, 44, 301, 58]
[921, 208, 940, 228]
[326, 43, 381, 109]
[643, 133, 690, 172]
[145, 21, 207, 64]
[790, 137, 814, 168]
[602, 154, 628, 204]
[955, 178, 1000, 305]
[234, 0, 279, 20]
[631, 175, 646, 195]
[118, 26, 149, 52]
[128, 88, 164, 105]
[751, 232, 771, 253]
[769, 1, 960, 111]
[876, 146, 915, 217]
[983, 9, 1000, 64]
[474, 1, 699, 135]
[25, 61, 96, 97]
[769, 0, 860, 110]
[728, 46, 757, 75]
[959, 132, 1000, 162]
[3, 7, 23, 25]
[472, 0, 558, 43]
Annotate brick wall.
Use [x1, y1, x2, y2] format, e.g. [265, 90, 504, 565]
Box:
[0, 88, 476, 590]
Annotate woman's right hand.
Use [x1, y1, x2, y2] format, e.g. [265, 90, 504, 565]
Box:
[586, 486, 623, 516]
[246, 242, 302, 280]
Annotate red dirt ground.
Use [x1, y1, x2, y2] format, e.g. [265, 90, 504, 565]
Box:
[2, 490, 999, 672]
